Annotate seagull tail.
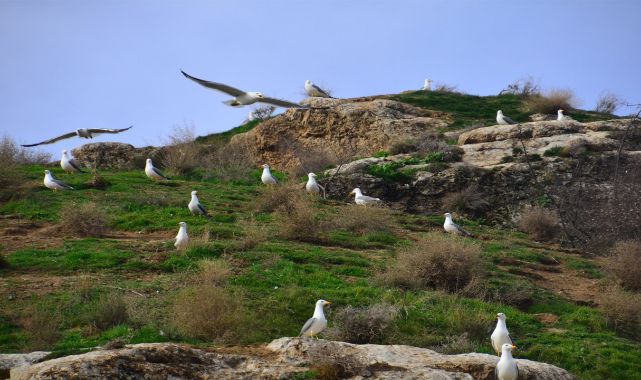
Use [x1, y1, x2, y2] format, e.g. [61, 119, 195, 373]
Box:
[223, 99, 242, 107]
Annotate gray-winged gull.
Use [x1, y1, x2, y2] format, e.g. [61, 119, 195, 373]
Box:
[443, 213, 472, 237]
[175, 222, 189, 251]
[261, 164, 278, 185]
[145, 158, 169, 181]
[495, 343, 518, 380]
[491, 312, 513, 356]
[44, 170, 73, 191]
[21, 126, 132, 147]
[496, 110, 517, 125]
[299, 299, 331, 337]
[305, 173, 325, 197]
[60, 149, 84, 173]
[422, 79, 433, 91]
[349, 188, 381, 205]
[305, 80, 333, 98]
[557, 109, 573, 121]
[188, 190, 211, 218]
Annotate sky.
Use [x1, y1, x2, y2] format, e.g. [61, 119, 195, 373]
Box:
[1, 0, 640, 157]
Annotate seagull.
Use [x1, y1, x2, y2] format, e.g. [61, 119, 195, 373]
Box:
[181, 70, 306, 109]
[261, 164, 278, 185]
[175, 222, 189, 251]
[145, 158, 169, 181]
[443, 213, 472, 237]
[557, 109, 573, 121]
[299, 299, 331, 338]
[349, 188, 381, 205]
[60, 149, 84, 173]
[496, 110, 517, 125]
[21, 126, 132, 147]
[422, 79, 433, 91]
[491, 312, 513, 356]
[495, 343, 518, 380]
[188, 190, 211, 218]
[43, 170, 73, 191]
[304, 80, 333, 98]
[305, 173, 326, 197]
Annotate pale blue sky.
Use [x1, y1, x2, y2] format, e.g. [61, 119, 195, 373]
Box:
[1, 0, 640, 157]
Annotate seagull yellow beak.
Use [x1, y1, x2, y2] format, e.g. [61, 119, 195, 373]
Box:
[348, 191, 354, 195]
[325, 301, 332, 305]
[511, 345, 517, 349]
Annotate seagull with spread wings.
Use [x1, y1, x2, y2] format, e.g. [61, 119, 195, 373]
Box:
[181, 70, 306, 109]
[21, 126, 132, 147]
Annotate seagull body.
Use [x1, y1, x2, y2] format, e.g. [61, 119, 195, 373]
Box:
[496, 110, 517, 125]
[557, 109, 573, 121]
[443, 213, 472, 237]
[305, 173, 325, 197]
[188, 191, 210, 217]
[60, 150, 84, 173]
[491, 313, 513, 356]
[349, 188, 381, 206]
[181, 70, 305, 109]
[422, 79, 433, 91]
[145, 158, 169, 181]
[305, 80, 332, 98]
[43, 170, 73, 191]
[299, 299, 331, 337]
[175, 222, 189, 251]
[495, 344, 519, 380]
[21, 126, 132, 147]
[261, 164, 278, 185]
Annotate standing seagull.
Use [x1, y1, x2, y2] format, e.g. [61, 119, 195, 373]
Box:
[181, 70, 306, 108]
[188, 190, 211, 218]
[349, 188, 381, 206]
[145, 158, 169, 181]
[422, 79, 433, 91]
[60, 150, 84, 173]
[305, 173, 325, 197]
[261, 164, 278, 185]
[174, 222, 189, 251]
[21, 126, 132, 147]
[43, 170, 73, 191]
[299, 299, 332, 338]
[304, 80, 333, 98]
[491, 313, 513, 356]
[557, 109, 573, 121]
[495, 343, 519, 380]
[443, 213, 472, 237]
[496, 110, 517, 125]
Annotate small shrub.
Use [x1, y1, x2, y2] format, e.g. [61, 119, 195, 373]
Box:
[325, 304, 398, 344]
[276, 195, 325, 243]
[207, 140, 256, 182]
[59, 202, 109, 237]
[518, 206, 559, 241]
[234, 219, 270, 251]
[543, 146, 564, 157]
[433, 333, 476, 354]
[500, 77, 541, 97]
[389, 139, 418, 155]
[609, 241, 641, 291]
[92, 292, 129, 330]
[599, 287, 641, 339]
[381, 233, 482, 292]
[194, 259, 232, 287]
[254, 184, 301, 213]
[416, 136, 463, 162]
[0, 254, 9, 269]
[161, 124, 202, 177]
[334, 205, 394, 234]
[523, 89, 578, 114]
[0, 135, 51, 201]
[595, 92, 622, 114]
[373, 151, 389, 158]
[25, 305, 61, 350]
[367, 162, 411, 183]
[441, 186, 489, 218]
[433, 82, 459, 93]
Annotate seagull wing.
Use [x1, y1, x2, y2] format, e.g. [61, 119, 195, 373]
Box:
[180, 70, 245, 97]
[69, 158, 84, 172]
[53, 178, 73, 189]
[197, 203, 210, 217]
[299, 317, 317, 336]
[21, 131, 78, 147]
[361, 195, 381, 202]
[260, 97, 307, 109]
[312, 84, 332, 98]
[153, 167, 168, 180]
[503, 115, 517, 125]
[86, 126, 133, 135]
[454, 222, 472, 237]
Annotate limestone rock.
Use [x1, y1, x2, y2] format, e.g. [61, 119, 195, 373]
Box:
[0, 351, 49, 379]
[72, 142, 160, 170]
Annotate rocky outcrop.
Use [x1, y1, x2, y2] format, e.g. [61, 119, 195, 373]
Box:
[10, 339, 575, 380]
[0, 352, 49, 380]
[72, 142, 161, 170]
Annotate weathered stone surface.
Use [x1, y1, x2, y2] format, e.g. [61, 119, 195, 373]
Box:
[72, 142, 161, 170]
[10, 339, 575, 380]
[0, 352, 49, 380]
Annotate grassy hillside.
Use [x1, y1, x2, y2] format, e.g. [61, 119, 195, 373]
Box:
[1, 163, 640, 379]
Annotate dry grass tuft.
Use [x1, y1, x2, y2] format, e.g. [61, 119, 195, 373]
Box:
[0, 135, 51, 201]
[276, 195, 325, 243]
[193, 259, 232, 287]
[609, 241, 641, 291]
[380, 233, 482, 292]
[441, 186, 489, 217]
[59, 202, 109, 237]
[518, 206, 559, 242]
[595, 92, 622, 114]
[253, 184, 302, 213]
[25, 306, 61, 350]
[334, 205, 394, 234]
[599, 287, 641, 340]
[161, 124, 202, 177]
[325, 304, 398, 344]
[433, 333, 476, 354]
[207, 140, 256, 182]
[523, 89, 578, 114]
[234, 219, 270, 251]
[92, 292, 129, 330]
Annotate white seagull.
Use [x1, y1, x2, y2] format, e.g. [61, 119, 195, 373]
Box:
[299, 299, 332, 338]
[60, 149, 84, 173]
[305, 173, 325, 197]
[188, 190, 211, 218]
[304, 80, 333, 98]
[495, 343, 519, 380]
[349, 188, 381, 206]
[145, 158, 169, 181]
[43, 170, 73, 191]
[261, 164, 278, 185]
[496, 110, 517, 125]
[181, 70, 306, 108]
[491, 312, 513, 356]
[422, 78, 433, 91]
[557, 109, 573, 121]
[174, 222, 189, 251]
[443, 213, 472, 237]
[21, 126, 132, 147]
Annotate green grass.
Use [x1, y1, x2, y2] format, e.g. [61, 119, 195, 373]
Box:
[195, 119, 262, 144]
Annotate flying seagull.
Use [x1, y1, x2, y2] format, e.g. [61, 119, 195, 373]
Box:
[261, 164, 278, 185]
[557, 109, 573, 121]
[43, 170, 73, 191]
[60, 149, 84, 173]
[145, 158, 169, 181]
[496, 110, 516, 125]
[21, 126, 132, 147]
[299, 299, 331, 338]
[304, 80, 333, 98]
[349, 188, 381, 206]
[305, 173, 326, 198]
[443, 212, 472, 237]
[175, 222, 189, 251]
[181, 70, 306, 109]
[188, 190, 211, 218]
[491, 313, 513, 356]
[495, 343, 519, 380]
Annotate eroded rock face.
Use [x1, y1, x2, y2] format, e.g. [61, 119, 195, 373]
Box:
[10, 339, 575, 380]
[0, 352, 49, 380]
[72, 143, 161, 170]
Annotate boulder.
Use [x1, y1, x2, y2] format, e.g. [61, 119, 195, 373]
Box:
[0, 351, 49, 379]
[72, 143, 161, 170]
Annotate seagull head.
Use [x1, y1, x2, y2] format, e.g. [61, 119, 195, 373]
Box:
[251, 92, 264, 99]
[179, 221, 187, 227]
[146, 158, 152, 166]
[316, 299, 332, 307]
[502, 343, 516, 352]
[44, 170, 51, 176]
[496, 312, 506, 321]
[558, 109, 565, 114]
[262, 164, 270, 169]
[349, 188, 362, 197]
[497, 110, 503, 116]
[191, 190, 198, 196]
[444, 212, 452, 218]
[308, 172, 316, 178]
[62, 149, 68, 155]
[305, 80, 312, 86]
